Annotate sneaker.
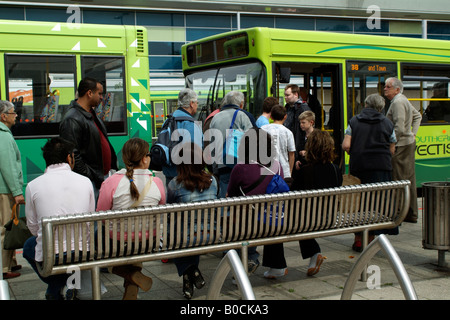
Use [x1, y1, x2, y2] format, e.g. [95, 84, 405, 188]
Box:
[182, 273, 194, 299]
[247, 260, 260, 274]
[188, 267, 205, 289]
[263, 268, 288, 279]
[307, 253, 324, 276]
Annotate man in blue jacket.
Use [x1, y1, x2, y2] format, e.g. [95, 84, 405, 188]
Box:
[162, 88, 203, 186]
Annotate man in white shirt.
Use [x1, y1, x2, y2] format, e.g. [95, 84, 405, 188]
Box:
[23, 137, 95, 300]
[261, 105, 296, 185]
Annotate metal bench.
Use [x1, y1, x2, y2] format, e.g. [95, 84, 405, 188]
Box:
[37, 180, 412, 300]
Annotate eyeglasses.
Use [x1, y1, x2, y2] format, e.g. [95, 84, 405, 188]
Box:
[4, 111, 16, 115]
[146, 152, 151, 157]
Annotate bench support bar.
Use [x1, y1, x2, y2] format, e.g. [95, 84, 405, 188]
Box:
[341, 234, 418, 300]
[206, 249, 255, 300]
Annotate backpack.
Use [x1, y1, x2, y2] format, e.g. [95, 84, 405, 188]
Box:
[149, 114, 194, 170]
[240, 163, 290, 226]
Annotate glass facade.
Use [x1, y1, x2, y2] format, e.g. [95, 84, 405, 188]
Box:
[0, 5, 449, 76]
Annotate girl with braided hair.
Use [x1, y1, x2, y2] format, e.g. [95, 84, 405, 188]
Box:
[97, 138, 166, 299]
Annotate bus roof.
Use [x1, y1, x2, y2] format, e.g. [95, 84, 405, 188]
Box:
[0, 19, 145, 55]
[182, 27, 450, 69]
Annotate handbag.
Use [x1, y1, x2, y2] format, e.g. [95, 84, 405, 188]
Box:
[334, 163, 361, 212]
[223, 109, 244, 167]
[130, 176, 153, 208]
[3, 203, 33, 250]
[342, 173, 361, 186]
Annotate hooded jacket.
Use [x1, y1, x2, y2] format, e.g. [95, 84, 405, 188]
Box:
[348, 107, 394, 173]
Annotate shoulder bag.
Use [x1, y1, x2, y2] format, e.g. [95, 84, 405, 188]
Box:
[3, 203, 33, 250]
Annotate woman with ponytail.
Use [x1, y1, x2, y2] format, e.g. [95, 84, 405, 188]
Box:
[97, 138, 166, 300]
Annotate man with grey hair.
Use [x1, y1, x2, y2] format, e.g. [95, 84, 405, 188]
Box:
[384, 77, 422, 223]
[0, 100, 24, 279]
[161, 88, 203, 185]
[208, 91, 254, 198]
[208, 91, 258, 272]
[342, 93, 397, 251]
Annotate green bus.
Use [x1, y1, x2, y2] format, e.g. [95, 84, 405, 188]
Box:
[0, 20, 152, 188]
[181, 27, 450, 187]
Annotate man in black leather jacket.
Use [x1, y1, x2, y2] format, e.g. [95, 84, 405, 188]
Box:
[59, 78, 118, 199]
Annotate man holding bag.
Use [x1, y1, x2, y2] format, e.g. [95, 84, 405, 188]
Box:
[0, 100, 24, 280]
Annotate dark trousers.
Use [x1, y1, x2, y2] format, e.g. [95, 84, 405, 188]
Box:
[262, 239, 321, 269]
[22, 236, 69, 299]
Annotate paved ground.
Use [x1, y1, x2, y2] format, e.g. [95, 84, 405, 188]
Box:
[4, 198, 449, 303]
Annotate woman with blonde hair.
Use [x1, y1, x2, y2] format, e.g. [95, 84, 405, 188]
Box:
[97, 137, 166, 300]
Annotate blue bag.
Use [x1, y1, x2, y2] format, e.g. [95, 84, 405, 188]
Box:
[240, 164, 290, 226]
[223, 109, 244, 168]
[262, 172, 290, 226]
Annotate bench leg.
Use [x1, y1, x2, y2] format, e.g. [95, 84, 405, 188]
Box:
[91, 266, 102, 300]
[360, 230, 369, 282]
[241, 242, 249, 274]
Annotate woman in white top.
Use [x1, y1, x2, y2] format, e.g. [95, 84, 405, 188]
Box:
[97, 138, 166, 300]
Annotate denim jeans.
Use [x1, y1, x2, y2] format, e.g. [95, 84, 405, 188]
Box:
[22, 236, 69, 299]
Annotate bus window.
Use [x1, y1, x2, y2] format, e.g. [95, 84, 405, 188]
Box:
[346, 61, 397, 121]
[81, 56, 126, 135]
[6, 54, 76, 137]
[401, 63, 450, 124]
[185, 61, 266, 122]
[151, 100, 166, 138]
[186, 33, 249, 66]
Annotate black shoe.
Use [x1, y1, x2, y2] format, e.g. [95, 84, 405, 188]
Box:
[182, 273, 194, 299]
[65, 288, 79, 300]
[45, 293, 64, 300]
[189, 267, 205, 289]
[403, 216, 418, 223]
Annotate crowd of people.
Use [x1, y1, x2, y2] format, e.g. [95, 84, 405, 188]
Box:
[0, 76, 421, 300]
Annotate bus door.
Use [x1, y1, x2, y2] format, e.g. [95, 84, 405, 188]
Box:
[311, 64, 343, 163]
[151, 100, 166, 139]
[272, 62, 343, 163]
